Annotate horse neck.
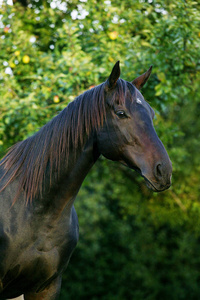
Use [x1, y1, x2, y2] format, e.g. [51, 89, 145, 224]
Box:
[42, 135, 100, 213]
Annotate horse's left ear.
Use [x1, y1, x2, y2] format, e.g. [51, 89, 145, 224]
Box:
[132, 66, 152, 90]
[107, 61, 120, 89]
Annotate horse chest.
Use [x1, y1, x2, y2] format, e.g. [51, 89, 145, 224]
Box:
[20, 207, 79, 278]
[0, 205, 79, 296]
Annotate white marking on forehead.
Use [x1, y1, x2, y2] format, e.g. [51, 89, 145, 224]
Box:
[136, 97, 142, 104]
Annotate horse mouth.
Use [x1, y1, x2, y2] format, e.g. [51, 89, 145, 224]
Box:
[142, 176, 171, 192]
[119, 160, 171, 192]
[132, 168, 168, 192]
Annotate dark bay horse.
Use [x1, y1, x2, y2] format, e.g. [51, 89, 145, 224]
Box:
[0, 62, 172, 299]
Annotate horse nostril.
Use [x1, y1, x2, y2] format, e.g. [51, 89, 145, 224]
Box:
[155, 163, 163, 179]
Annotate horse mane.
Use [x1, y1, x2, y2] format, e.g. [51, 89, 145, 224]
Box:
[0, 79, 129, 203]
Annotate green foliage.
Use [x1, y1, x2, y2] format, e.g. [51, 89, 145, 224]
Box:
[0, 0, 200, 299]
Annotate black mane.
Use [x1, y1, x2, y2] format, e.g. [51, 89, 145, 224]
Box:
[0, 79, 129, 203]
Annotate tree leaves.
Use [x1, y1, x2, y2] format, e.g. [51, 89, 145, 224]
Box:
[0, 0, 200, 299]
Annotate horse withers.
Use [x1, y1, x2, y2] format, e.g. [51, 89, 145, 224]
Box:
[0, 62, 172, 299]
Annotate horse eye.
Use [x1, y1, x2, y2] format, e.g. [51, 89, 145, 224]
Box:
[116, 110, 127, 118]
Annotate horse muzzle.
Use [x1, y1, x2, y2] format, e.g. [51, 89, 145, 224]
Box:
[142, 161, 172, 192]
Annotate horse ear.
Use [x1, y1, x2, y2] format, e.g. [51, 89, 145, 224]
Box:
[132, 66, 152, 90]
[107, 61, 120, 89]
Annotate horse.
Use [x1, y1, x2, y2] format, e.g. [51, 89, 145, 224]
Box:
[0, 61, 172, 299]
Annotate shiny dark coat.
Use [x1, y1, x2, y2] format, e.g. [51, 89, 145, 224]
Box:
[0, 62, 172, 299]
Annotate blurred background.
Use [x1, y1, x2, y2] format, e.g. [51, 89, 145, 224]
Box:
[0, 0, 200, 299]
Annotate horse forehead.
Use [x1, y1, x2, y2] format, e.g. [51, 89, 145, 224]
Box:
[128, 89, 145, 110]
[135, 90, 144, 103]
[131, 89, 154, 117]
[124, 83, 152, 114]
[126, 85, 144, 104]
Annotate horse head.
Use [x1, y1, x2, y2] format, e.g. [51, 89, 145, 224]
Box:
[97, 61, 172, 192]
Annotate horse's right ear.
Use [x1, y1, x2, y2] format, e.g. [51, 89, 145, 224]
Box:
[106, 61, 120, 89]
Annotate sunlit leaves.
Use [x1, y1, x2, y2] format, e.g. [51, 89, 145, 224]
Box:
[0, 0, 200, 298]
